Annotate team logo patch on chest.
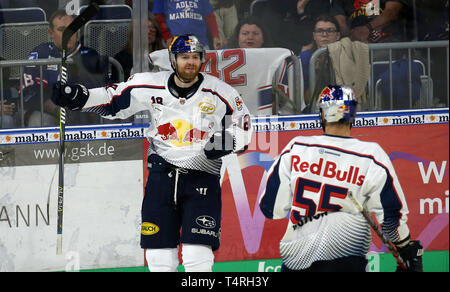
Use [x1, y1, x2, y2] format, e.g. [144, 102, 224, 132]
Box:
[198, 102, 216, 114]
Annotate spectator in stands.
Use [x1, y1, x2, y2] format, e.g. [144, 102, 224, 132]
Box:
[1, 56, 16, 128]
[282, 0, 349, 53]
[21, 10, 110, 127]
[299, 15, 341, 107]
[228, 16, 274, 48]
[153, 0, 224, 49]
[209, 0, 238, 47]
[416, 0, 448, 41]
[337, 0, 413, 43]
[113, 13, 165, 82]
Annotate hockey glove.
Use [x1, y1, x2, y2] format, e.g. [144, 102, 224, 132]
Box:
[395, 240, 424, 272]
[51, 82, 89, 110]
[204, 130, 234, 160]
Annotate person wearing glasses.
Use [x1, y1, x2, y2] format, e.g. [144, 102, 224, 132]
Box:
[299, 15, 341, 108]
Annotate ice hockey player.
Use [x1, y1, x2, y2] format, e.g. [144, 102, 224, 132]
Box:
[51, 34, 252, 272]
[259, 85, 423, 272]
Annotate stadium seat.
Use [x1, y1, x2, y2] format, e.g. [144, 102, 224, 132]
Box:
[78, 4, 131, 20]
[83, 19, 131, 58]
[0, 21, 50, 60]
[373, 59, 433, 109]
[249, 0, 269, 17]
[0, 7, 46, 24]
[0, 21, 50, 79]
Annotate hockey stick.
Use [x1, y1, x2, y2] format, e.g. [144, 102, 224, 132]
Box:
[347, 191, 408, 270]
[56, 3, 99, 255]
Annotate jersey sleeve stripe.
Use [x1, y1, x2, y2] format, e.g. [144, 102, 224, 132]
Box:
[84, 84, 165, 116]
[380, 174, 404, 242]
[260, 148, 292, 219]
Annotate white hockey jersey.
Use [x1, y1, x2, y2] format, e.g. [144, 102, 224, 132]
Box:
[83, 71, 252, 175]
[259, 134, 410, 270]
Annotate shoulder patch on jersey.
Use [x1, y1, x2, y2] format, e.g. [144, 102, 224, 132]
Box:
[235, 96, 243, 111]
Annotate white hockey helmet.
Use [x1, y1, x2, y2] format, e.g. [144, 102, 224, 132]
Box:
[318, 85, 358, 123]
[168, 34, 206, 71]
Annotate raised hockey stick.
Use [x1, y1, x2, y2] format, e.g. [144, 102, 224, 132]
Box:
[56, 3, 99, 255]
[347, 191, 408, 270]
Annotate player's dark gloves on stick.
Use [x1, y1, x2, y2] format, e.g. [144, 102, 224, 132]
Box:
[204, 130, 234, 160]
[395, 240, 424, 272]
[52, 81, 89, 110]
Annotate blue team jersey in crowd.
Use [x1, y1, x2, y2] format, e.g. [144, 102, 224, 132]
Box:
[22, 42, 109, 109]
[153, 0, 214, 46]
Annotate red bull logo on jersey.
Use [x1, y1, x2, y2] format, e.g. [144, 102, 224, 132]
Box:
[291, 156, 365, 186]
[157, 119, 210, 147]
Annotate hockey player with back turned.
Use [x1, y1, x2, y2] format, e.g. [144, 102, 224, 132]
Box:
[50, 34, 252, 272]
[259, 85, 423, 272]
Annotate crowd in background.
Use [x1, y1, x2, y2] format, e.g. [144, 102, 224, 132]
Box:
[0, 0, 449, 128]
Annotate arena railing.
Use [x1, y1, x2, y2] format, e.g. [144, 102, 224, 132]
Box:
[308, 40, 449, 112]
[272, 54, 304, 115]
[0, 57, 124, 129]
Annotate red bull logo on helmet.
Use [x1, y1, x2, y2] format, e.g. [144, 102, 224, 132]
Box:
[318, 86, 337, 102]
[157, 119, 210, 147]
[337, 104, 350, 114]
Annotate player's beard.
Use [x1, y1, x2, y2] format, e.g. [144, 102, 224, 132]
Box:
[176, 64, 201, 83]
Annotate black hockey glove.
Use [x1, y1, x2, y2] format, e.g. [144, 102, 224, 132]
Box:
[396, 240, 424, 272]
[204, 130, 234, 160]
[51, 82, 89, 110]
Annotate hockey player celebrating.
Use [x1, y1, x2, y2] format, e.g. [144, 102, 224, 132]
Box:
[259, 85, 423, 272]
[51, 34, 252, 272]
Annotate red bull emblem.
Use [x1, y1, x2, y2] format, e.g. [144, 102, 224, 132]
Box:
[319, 86, 336, 102]
[157, 119, 210, 147]
[337, 104, 350, 114]
[235, 97, 243, 111]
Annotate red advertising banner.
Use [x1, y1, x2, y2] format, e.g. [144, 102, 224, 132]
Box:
[142, 109, 449, 263]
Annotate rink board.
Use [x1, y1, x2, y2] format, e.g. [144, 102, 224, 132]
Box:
[0, 125, 145, 272]
[0, 109, 448, 271]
